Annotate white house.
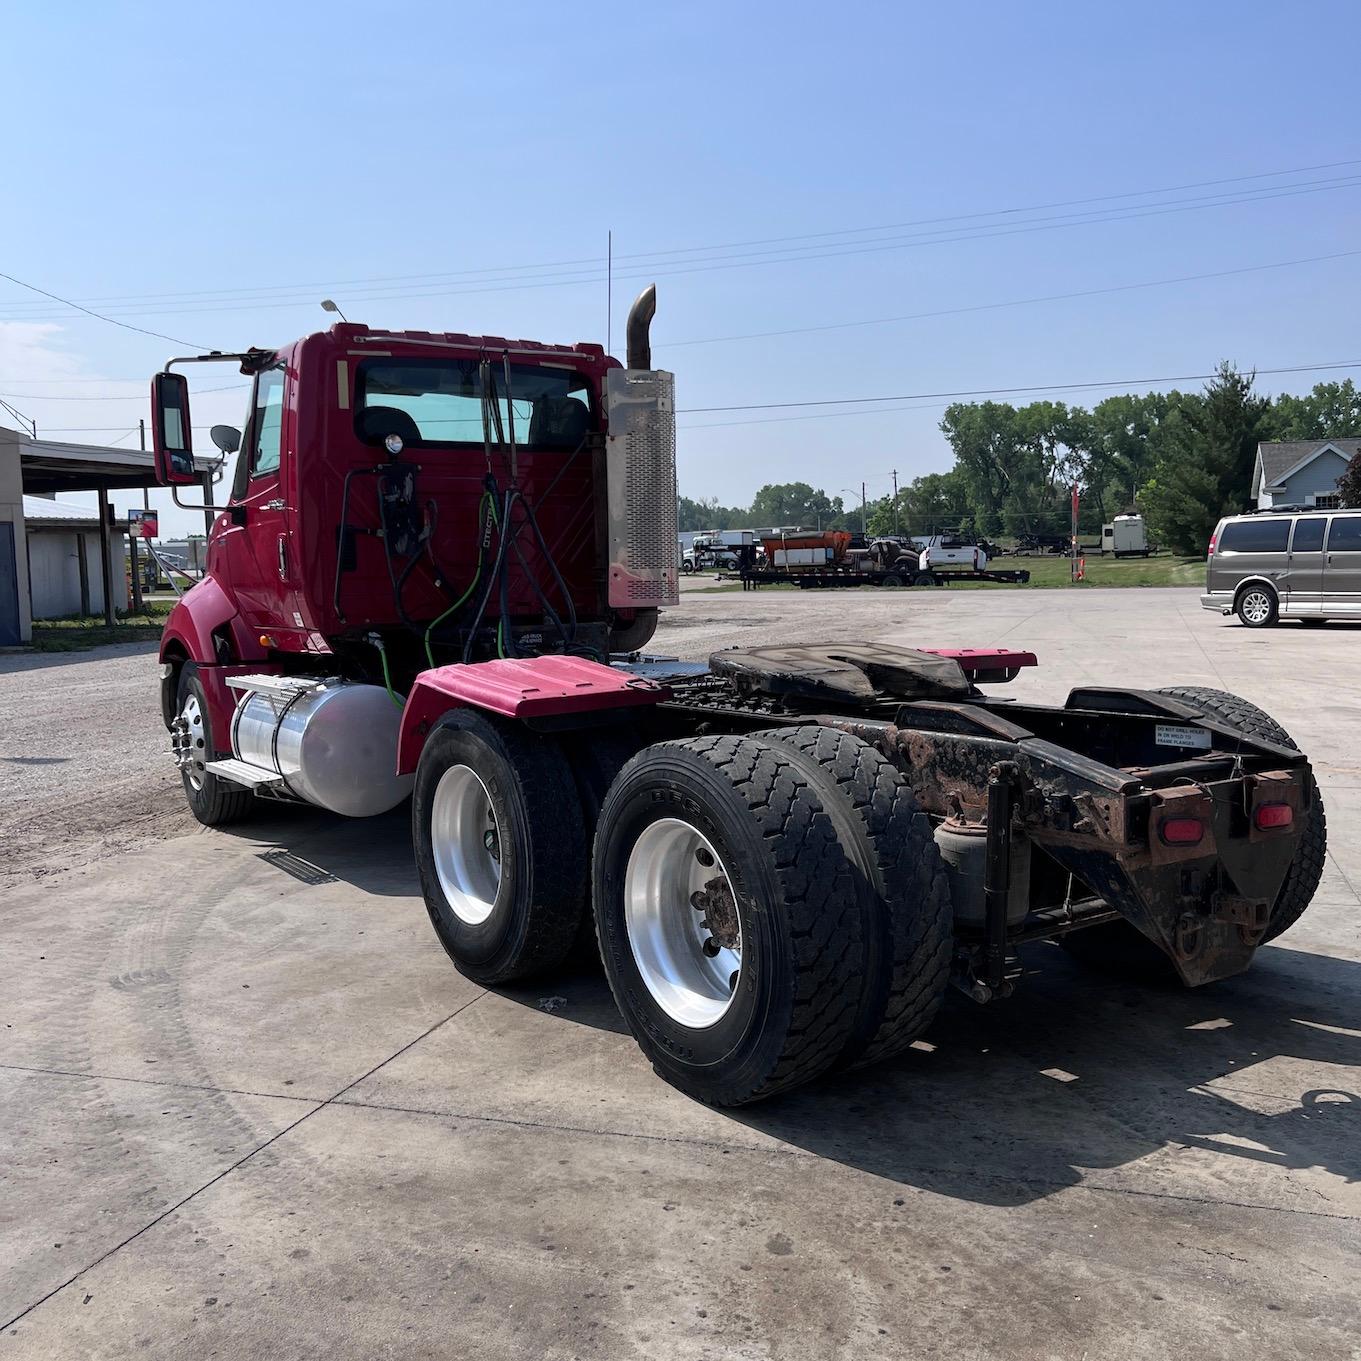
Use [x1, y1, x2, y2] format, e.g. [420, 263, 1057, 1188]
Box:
[1251, 438, 1359, 510]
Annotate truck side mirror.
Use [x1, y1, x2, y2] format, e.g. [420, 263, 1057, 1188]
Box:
[150, 372, 198, 485]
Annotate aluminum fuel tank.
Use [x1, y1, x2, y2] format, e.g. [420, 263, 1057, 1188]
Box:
[232, 681, 413, 817]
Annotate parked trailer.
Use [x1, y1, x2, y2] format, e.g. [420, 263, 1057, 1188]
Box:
[145, 287, 1325, 1107]
[740, 564, 1031, 589]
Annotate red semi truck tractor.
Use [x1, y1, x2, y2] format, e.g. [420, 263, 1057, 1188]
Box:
[150, 288, 1327, 1106]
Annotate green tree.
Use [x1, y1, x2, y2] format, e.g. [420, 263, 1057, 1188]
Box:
[747, 482, 844, 529]
[677, 494, 748, 531]
[867, 470, 970, 536]
[1271, 380, 1361, 440]
[1338, 449, 1361, 509]
[1142, 364, 1274, 553]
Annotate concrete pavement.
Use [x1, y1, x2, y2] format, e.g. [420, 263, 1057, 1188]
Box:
[2, 587, 1358, 1358]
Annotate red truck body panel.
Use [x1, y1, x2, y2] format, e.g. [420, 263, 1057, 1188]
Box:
[396, 656, 666, 774]
[174, 324, 620, 663]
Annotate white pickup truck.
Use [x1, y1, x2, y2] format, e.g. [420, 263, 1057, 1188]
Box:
[917, 536, 987, 578]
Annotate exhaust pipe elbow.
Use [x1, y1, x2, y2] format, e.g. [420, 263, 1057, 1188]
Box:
[625, 284, 656, 370]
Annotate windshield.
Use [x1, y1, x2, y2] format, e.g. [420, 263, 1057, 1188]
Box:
[354, 358, 593, 450]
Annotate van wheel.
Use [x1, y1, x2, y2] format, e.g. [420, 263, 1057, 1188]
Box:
[1236, 585, 1278, 628]
[414, 710, 586, 985]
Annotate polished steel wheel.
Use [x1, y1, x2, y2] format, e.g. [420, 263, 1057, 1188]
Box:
[431, 764, 502, 925]
[173, 691, 208, 790]
[1240, 588, 1273, 625]
[624, 817, 742, 1029]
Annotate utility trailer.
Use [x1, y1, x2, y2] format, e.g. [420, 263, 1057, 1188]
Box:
[145, 287, 1325, 1107]
[739, 564, 1031, 589]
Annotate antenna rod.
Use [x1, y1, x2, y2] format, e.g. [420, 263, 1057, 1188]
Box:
[606, 229, 613, 356]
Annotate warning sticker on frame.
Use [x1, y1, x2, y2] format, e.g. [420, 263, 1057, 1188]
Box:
[1155, 724, 1213, 750]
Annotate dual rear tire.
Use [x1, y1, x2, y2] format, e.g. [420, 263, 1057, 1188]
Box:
[413, 716, 953, 1105]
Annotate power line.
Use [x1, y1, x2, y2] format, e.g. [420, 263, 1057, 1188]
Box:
[664, 247, 1361, 348]
[2, 156, 1358, 315]
[0, 268, 208, 348]
[0, 382, 248, 401]
[615, 157, 1361, 262]
[676, 360, 1361, 416]
[4, 173, 1361, 323]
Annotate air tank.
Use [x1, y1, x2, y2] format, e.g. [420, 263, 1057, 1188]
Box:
[231, 681, 413, 817]
[933, 820, 1031, 928]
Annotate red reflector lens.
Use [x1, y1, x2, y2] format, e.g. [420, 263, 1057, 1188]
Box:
[1255, 803, 1293, 830]
[1159, 816, 1204, 846]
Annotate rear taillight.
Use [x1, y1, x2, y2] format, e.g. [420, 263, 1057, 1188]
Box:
[1207, 533, 1217, 556]
[1254, 803, 1293, 831]
[1159, 816, 1205, 846]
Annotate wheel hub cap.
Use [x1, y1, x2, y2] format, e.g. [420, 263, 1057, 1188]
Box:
[624, 818, 742, 1028]
[431, 765, 502, 925]
[172, 693, 207, 790]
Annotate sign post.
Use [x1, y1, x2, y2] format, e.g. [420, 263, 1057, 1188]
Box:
[1070, 484, 1081, 584]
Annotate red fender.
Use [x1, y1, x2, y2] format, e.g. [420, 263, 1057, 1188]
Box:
[397, 656, 666, 775]
[158, 576, 269, 668]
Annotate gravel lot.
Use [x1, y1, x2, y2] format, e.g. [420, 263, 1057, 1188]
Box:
[2, 585, 1358, 1358]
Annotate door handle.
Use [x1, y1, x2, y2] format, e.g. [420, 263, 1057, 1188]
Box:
[277, 535, 288, 580]
[262, 498, 287, 511]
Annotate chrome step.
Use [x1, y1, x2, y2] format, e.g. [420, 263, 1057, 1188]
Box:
[223, 673, 329, 700]
[204, 757, 285, 789]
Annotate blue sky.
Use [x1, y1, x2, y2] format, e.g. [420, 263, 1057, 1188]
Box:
[3, 0, 1359, 534]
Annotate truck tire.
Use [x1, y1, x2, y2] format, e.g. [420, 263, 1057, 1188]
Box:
[914, 572, 937, 587]
[1061, 686, 1326, 976]
[751, 725, 953, 1067]
[560, 725, 648, 966]
[174, 663, 254, 827]
[681, 559, 694, 574]
[881, 572, 905, 588]
[592, 734, 869, 1105]
[1153, 687, 1325, 943]
[608, 608, 658, 653]
[1235, 583, 1278, 628]
[414, 709, 586, 985]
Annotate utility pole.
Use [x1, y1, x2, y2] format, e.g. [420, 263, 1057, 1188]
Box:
[892, 468, 899, 536]
[861, 481, 867, 537]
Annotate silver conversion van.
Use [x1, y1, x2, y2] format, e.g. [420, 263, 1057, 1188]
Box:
[1202, 508, 1361, 627]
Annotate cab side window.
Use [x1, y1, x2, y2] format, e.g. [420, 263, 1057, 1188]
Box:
[248, 370, 286, 479]
[1291, 518, 1325, 552]
[1327, 516, 1361, 551]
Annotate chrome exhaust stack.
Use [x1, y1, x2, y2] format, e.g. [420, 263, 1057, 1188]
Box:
[625, 284, 656, 371]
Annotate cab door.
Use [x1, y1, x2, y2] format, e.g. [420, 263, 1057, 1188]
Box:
[1284, 516, 1326, 614]
[1324, 514, 1361, 616]
[218, 367, 297, 633]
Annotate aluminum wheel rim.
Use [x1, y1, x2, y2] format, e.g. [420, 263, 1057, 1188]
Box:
[178, 692, 207, 790]
[624, 818, 742, 1029]
[1242, 590, 1271, 623]
[431, 765, 502, 925]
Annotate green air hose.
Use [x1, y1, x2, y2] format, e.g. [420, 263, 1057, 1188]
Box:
[424, 493, 497, 670]
[366, 632, 404, 708]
